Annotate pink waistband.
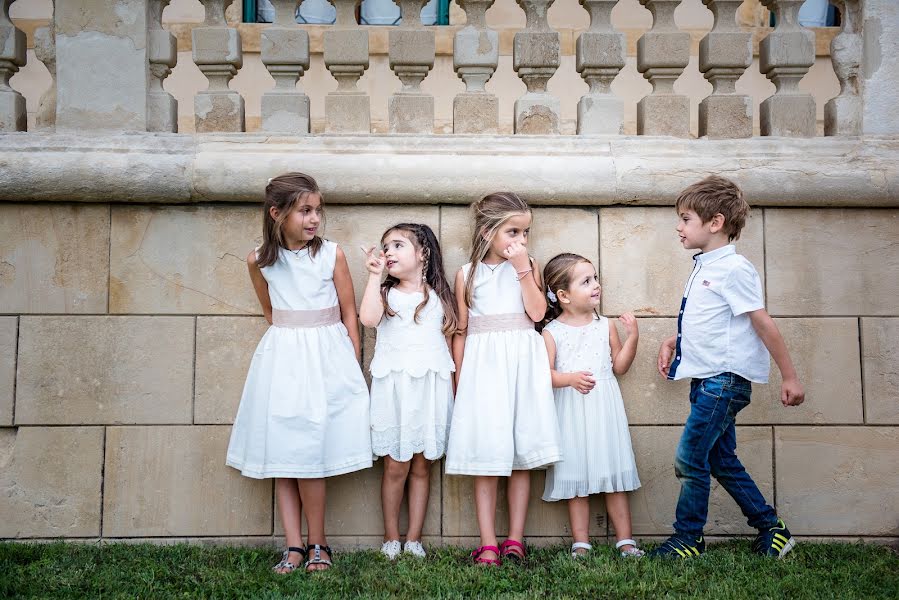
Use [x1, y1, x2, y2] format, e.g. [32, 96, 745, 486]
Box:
[467, 313, 534, 335]
[272, 305, 341, 328]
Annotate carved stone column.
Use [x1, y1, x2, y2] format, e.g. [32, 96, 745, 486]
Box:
[824, 0, 861, 136]
[148, 0, 178, 132]
[698, 0, 752, 138]
[453, 0, 499, 133]
[261, 0, 311, 133]
[576, 0, 624, 135]
[193, 0, 244, 132]
[513, 0, 560, 134]
[324, 0, 370, 133]
[388, 0, 435, 133]
[0, 0, 27, 131]
[636, 0, 690, 136]
[759, 0, 815, 137]
[34, 1, 56, 131]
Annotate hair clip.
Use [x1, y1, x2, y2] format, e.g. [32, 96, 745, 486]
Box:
[546, 290, 557, 303]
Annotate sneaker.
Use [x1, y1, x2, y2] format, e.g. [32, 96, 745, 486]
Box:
[752, 519, 796, 558]
[381, 539, 402, 560]
[648, 533, 705, 559]
[403, 540, 426, 558]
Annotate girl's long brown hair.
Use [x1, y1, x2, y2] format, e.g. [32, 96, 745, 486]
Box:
[540, 253, 595, 331]
[256, 172, 323, 268]
[379, 223, 459, 336]
[463, 192, 534, 308]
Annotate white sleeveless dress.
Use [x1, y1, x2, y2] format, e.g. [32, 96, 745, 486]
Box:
[542, 317, 641, 500]
[445, 261, 561, 476]
[369, 288, 455, 462]
[226, 240, 373, 479]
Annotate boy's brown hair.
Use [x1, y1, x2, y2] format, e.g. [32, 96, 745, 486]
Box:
[675, 175, 749, 242]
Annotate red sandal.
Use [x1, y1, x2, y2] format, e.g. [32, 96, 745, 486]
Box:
[471, 545, 501, 566]
[499, 539, 527, 563]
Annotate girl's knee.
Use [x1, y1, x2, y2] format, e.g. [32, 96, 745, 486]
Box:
[383, 458, 411, 479]
[409, 456, 432, 479]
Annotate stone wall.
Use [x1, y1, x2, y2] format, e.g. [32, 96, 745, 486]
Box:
[2, 201, 897, 545]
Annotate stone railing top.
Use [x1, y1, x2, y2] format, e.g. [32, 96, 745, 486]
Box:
[0, 132, 896, 206]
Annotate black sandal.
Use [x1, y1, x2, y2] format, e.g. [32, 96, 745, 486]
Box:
[304, 544, 333, 571]
[272, 546, 306, 574]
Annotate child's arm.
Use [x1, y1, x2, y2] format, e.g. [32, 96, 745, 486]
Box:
[247, 250, 273, 325]
[358, 246, 386, 328]
[542, 329, 595, 394]
[748, 309, 805, 406]
[609, 313, 639, 376]
[451, 269, 468, 389]
[657, 334, 677, 378]
[333, 246, 362, 362]
[504, 242, 547, 323]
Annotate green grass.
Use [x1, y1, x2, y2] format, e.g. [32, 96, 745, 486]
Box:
[1, 541, 897, 599]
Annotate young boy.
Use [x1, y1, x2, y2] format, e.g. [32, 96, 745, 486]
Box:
[651, 176, 805, 559]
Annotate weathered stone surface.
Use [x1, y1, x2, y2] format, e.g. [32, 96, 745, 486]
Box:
[440, 206, 599, 282]
[0, 318, 15, 426]
[599, 207, 763, 317]
[765, 209, 899, 315]
[698, 94, 752, 139]
[325, 205, 440, 307]
[775, 426, 899, 535]
[453, 93, 499, 134]
[861, 0, 899, 135]
[443, 469, 607, 537]
[110, 205, 260, 314]
[389, 94, 434, 134]
[742, 318, 863, 425]
[629, 426, 773, 535]
[16, 317, 194, 425]
[0, 426, 103, 537]
[273, 460, 440, 536]
[0, 204, 109, 314]
[325, 93, 371, 133]
[195, 316, 270, 425]
[103, 426, 272, 536]
[861, 318, 899, 424]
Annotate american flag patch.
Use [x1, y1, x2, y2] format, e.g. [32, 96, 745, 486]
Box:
[702, 280, 711, 287]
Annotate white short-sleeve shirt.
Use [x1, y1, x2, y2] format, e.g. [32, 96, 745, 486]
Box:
[667, 245, 770, 383]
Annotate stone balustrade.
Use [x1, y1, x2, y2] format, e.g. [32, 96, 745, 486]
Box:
[2, 0, 893, 138]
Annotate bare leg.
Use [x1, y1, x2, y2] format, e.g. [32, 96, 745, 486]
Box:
[381, 456, 411, 542]
[506, 470, 530, 543]
[299, 478, 329, 570]
[568, 495, 591, 555]
[606, 492, 635, 552]
[474, 475, 499, 561]
[406, 454, 432, 542]
[275, 478, 304, 573]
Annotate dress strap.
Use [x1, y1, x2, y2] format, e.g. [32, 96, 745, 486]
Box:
[272, 305, 341, 328]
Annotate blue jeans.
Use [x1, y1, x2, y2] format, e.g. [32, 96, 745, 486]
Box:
[673, 372, 778, 537]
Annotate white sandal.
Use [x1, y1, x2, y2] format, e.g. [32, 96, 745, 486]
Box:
[570, 541, 592, 559]
[616, 538, 645, 557]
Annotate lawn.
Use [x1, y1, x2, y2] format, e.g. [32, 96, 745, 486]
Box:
[2, 540, 897, 599]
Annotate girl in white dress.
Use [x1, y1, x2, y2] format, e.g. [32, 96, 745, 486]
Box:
[445, 192, 562, 566]
[226, 173, 372, 574]
[539, 253, 643, 558]
[359, 223, 457, 561]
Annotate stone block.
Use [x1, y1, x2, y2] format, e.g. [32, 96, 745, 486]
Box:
[261, 28, 310, 65]
[599, 207, 764, 317]
[273, 461, 440, 536]
[0, 204, 109, 314]
[192, 27, 242, 66]
[629, 426, 773, 535]
[636, 31, 690, 72]
[389, 29, 435, 67]
[765, 210, 899, 315]
[323, 29, 369, 66]
[440, 206, 599, 283]
[110, 205, 260, 314]
[453, 93, 499, 134]
[0, 426, 103, 537]
[195, 316, 270, 425]
[454, 27, 498, 67]
[759, 30, 814, 73]
[742, 318, 863, 425]
[104, 426, 272, 537]
[324, 206, 440, 307]
[824, 95, 862, 137]
[576, 31, 625, 72]
[15, 317, 194, 425]
[698, 94, 752, 139]
[637, 94, 690, 137]
[443, 469, 607, 537]
[514, 92, 561, 135]
[195, 91, 245, 133]
[698, 31, 751, 72]
[775, 426, 899, 535]
[147, 92, 178, 133]
[759, 94, 816, 137]
[0, 91, 25, 132]
[577, 94, 624, 135]
[325, 93, 371, 134]
[0, 318, 12, 425]
[389, 93, 434, 134]
[861, 318, 899, 424]
[261, 92, 310, 134]
[513, 32, 560, 70]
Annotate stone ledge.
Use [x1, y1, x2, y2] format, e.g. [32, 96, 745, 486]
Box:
[1, 134, 896, 206]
